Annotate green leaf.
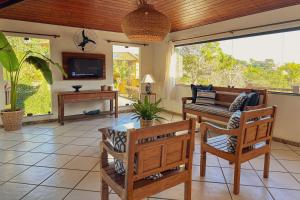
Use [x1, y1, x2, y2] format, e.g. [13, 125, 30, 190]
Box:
[0, 32, 19, 72]
[24, 56, 53, 84]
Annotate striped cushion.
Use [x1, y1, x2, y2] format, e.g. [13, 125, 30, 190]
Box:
[226, 111, 241, 153]
[184, 103, 233, 118]
[195, 91, 216, 105]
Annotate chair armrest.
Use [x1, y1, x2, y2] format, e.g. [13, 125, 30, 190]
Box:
[245, 104, 265, 111]
[200, 122, 240, 138]
[99, 141, 127, 162]
[98, 128, 111, 139]
[182, 97, 193, 104]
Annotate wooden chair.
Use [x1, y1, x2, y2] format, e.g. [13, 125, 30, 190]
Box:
[200, 106, 277, 194]
[100, 119, 196, 200]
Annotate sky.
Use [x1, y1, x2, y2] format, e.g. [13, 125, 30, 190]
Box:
[113, 45, 139, 55]
[219, 30, 300, 66]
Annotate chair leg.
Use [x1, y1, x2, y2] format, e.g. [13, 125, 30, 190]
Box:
[200, 150, 206, 176]
[198, 116, 202, 123]
[183, 112, 187, 120]
[233, 162, 241, 195]
[263, 152, 270, 178]
[101, 180, 109, 200]
[184, 180, 192, 200]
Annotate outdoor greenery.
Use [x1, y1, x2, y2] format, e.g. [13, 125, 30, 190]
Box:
[176, 42, 300, 91]
[0, 33, 66, 115]
[132, 97, 164, 121]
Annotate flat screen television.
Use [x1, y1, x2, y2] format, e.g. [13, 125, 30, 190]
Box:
[62, 52, 106, 80]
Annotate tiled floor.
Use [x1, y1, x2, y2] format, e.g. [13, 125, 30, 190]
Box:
[0, 112, 300, 199]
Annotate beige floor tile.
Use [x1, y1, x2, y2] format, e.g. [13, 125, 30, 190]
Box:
[31, 143, 64, 153]
[192, 165, 225, 183]
[35, 154, 74, 168]
[46, 136, 77, 144]
[22, 185, 70, 200]
[0, 140, 21, 149]
[75, 171, 101, 191]
[193, 153, 220, 167]
[65, 190, 99, 200]
[222, 168, 264, 186]
[219, 158, 253, 170]
[250, 158, 287, 172]
[70, 137, 98, 146]
[0, 150, 26, 162]
[279, 160, 300, 173]
[230, 185, 273, 200]
[55, 145, 87, 155]
[258, 171, 300, 190]
[269, 188, 300, 200]
[292, 173, 300, 182]
[81, 131, 101, 138]
[271, 149, 300, 160]
[0, 133, 36, 141]
[42, 169, 87, 188]
[9, 142, 43, 151]
[27, 135, 55, 143]
[9, 152, 49, 165]
[62, 130, 87, 137]
[92, 162, 100, 172]
[10, 166, 56, 185]
[0, 182, 35, 200]
[152, 181, 231, 200]
[79, 147, 100, 157]
[288, 145, 300, 151]
[64, 156, 99, 170]
[0, 164, 29, 181]
[271, 141, 291, 150]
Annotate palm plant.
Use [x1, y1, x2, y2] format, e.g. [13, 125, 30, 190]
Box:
[0, 32, 66, 111]
[132, 96, 165, 121]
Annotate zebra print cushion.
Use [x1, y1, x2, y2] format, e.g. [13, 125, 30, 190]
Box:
[229, 93, 247, 112]
[227, 110, 241, 153]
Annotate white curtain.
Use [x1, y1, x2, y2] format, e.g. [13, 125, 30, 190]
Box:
[162, 41, 177, 100]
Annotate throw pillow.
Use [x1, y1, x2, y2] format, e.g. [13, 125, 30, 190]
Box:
[229, 92, 247, 112]
[195, 90, 216, 105]
[227, 110, 241, 153]
[191, 84, 213, 103]
[242, 92, 260, 110]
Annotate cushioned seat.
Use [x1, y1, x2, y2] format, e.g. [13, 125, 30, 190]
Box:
[184, 103, 233, 118]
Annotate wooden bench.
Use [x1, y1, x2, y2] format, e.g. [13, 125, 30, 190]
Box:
[182, 86, 268, 123]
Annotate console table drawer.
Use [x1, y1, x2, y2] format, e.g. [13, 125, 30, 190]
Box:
[62, 92, 114, 102]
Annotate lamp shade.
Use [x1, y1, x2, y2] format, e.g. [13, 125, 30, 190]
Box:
[141, 74, 155, 84]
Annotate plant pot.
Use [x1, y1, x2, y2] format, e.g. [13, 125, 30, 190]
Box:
[140, 119, 154, 127]
[1, 109, 24, 131]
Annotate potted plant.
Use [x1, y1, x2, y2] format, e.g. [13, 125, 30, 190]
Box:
[0, 32, 66, 131]
[132, 96, 165, 127]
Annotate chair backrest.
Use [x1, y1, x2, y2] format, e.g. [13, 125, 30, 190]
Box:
[126, 119, 196, 184]
[238, 106, 277, 151]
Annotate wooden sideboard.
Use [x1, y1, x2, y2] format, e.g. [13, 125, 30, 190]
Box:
[57, 90, 118, 125]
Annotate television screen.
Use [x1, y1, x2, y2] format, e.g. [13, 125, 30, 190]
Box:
[68, 58, 104, 79]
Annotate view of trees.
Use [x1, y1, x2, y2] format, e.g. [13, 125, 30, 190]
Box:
[176, 41, 300, 91]
[4, 37, 52, 115]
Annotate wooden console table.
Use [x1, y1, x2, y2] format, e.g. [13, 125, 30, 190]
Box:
[57, 90, 118, 125]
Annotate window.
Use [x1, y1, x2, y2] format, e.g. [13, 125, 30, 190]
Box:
[175, 29, 300, 92]
[4, 36, 52, 116]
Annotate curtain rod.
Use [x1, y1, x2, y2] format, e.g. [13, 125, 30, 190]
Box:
[0, 30, 60, 38]
[171, 18, 300, 43]
[106, 40, 148, 46]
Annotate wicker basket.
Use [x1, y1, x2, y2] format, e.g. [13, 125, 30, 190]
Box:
[1, 109, 24, 131]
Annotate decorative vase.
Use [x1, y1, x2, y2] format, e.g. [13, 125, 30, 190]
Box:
[140, 119, 154, 127]
[1, 109, 24, 131]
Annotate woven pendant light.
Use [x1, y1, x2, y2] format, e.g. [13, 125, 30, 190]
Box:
[121, 0, 171, 42]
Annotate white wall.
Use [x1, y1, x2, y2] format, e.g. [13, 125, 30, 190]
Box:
[152, 5, 300, 143]
[0, 19, 153, 122]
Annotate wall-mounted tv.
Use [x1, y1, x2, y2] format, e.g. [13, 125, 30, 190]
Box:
[62, 52, 106, 80]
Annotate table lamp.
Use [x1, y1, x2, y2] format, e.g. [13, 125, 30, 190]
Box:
[141, 74, 155, 94]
